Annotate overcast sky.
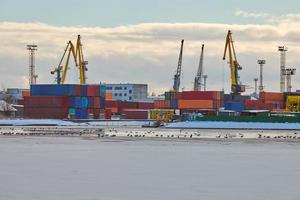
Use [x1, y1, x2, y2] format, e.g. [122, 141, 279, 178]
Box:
[1, 0, 300, 94]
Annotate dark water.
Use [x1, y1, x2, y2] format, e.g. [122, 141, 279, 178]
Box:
[0, 136, 300, 200]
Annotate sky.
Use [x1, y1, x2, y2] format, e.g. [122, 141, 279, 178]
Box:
[1, 0, 300, 94]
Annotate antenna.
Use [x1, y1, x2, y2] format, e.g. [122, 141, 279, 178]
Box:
[27, 44, 38, 86]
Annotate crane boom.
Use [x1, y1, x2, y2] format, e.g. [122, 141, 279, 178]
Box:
[51, 35, 87, 84]
[222, 30, 245, 94]
[173, 39, 184, 92]
[194, 44, 204, 91]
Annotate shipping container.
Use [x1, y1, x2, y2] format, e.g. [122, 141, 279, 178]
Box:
[164, 91, 171, 100]
[75, 108, 88, 119]
[87, 97, 94, 108]
[170, 99, 178, 109]
[105, 92, 112, 100]
[30, 84, 78, 96]
[178, 100, 214, 109]
[22, 90, 30, 97]
[81, 97, 88, 108]
[68, 108, 76, 115]
[87, 85, 99, 96]
[93, 97, 100, 108]
[149, 109, 175, 122]
[137, 102, 154, 109]
[80, 85, 88, 96]
[259, 92, 284, 101]
[224, 102, 245, 111]
[106, 100, 118, 108]
[122, 109, 148, 119]
[105, 109, 112, 119]
[181, 91, 222, 100]
[99, 85, 106, 97]
[24, 107, 68, 119]
[118, 101, 138, 111]
[154, 100, 170, 109]
[24, 96, 68, 108]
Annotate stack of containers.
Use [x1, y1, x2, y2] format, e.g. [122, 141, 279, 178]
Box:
[165, 91, 180, 109]
[25, 84, 106, 119]
[243, 100, 274, 110]
[259, 92, 284, 110]
[178, 91, 224, 110]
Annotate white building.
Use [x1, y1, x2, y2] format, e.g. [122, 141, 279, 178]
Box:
[105, 84, 148, 101]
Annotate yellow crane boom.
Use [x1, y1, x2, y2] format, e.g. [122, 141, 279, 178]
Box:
[51, 35, 87, 84]
[223, 30, 245, 94]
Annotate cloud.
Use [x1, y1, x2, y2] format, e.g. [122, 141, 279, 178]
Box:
[1, 18, 300, 94]
[235, 10, 270, 18]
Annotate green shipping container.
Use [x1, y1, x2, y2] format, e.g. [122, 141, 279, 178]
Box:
[165, 92, 171, 100]
[68, 108, 76, 115]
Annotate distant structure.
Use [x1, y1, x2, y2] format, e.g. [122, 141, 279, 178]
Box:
[105, 83, 148, 101]
[27, 44, 38, 86]
[284, 68, 296, 92]
[194, 44, 204, 91]
[203, 75, 208, 91]
[254, 78, 258, 97]
[278, 46, 288, 92]
[257, 59, 266, 93]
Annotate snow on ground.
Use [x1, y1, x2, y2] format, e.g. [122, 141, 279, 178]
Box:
[0, 119, 79, 126]
[166, 121, 300, 130]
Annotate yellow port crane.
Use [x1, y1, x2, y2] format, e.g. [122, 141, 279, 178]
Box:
[51, 35, 88, 84]
[223, 30, 245, 94]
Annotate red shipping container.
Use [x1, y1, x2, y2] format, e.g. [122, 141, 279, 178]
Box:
[137, 102, 154, 109]
[75, 85, 81, 96]
[24, 96, 68, 108]
[118, 101, 138, 111]
[94, 97, 100, 108]
[181, 91, 221, 100]
[122, 109, 148, 119]
[106, 100, 118, 108]
[105, 109, 112, 119]
[154, 100, 170, 109]
[24, 107, 68, 119]
[87, 85, 99, 96]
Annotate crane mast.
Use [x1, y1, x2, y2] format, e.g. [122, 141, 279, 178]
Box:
[194, 44, 204, 91]
[223, 30, 245, 95]
[173, 39, 184, 92]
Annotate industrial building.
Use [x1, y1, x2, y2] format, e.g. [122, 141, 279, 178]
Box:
[105, 83, 148, 101]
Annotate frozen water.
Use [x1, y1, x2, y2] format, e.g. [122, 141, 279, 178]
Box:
[0, 136, 299, 200]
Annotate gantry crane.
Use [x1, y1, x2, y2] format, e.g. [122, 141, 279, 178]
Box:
[173, 39, 184, 92]
[194, 44, 204, 91]
[51, 35, 88, 84]
[223, 30, 245, 95]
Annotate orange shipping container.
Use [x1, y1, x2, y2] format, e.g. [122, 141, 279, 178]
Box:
[22, 91, 30, 97]
[178, 100, 214, 109]
[105, 92, 113, 100]
[259, 92, 284, 101]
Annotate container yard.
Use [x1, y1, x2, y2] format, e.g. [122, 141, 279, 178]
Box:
[1, 30, 300, 130]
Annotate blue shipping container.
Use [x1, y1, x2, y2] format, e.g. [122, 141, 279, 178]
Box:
[31, 84, 77, 96]
[75, 108, 88, 119]
[100, 97, 106, 108]
[87, 97, 94, 108]
[81, 97, 88, 108]
[99, 85, 106, 98]
[224, 102, 245, 112]
[170, 99, 178, 109]
[81, 85, 88, 96]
